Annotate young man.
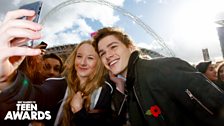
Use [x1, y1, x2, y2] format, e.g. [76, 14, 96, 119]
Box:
[196, 61, 217, 82]
[93, 27, 224, 126]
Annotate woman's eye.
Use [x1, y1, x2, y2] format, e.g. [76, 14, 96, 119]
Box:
[76, 55, 82, 58]
[88, 57, 94, 60]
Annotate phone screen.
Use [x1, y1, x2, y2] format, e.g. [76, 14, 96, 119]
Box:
[19, 1, 43, 47]
[19, 1, 42, 23]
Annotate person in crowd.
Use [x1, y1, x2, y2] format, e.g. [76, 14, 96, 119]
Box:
[18, 47, 63, 126]
[19, 52, 63, 85]
[196, 61, 218, 82]
[42, 53, 63, 79]
[92, 27, 224, 126]
[0, 9, 67, 126]
[216, 62, 224, 90]
[36, 53, 64, 126]
[55, 40, 121, 126]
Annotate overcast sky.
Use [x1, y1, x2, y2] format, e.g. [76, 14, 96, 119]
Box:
[1, 0, 224, 63]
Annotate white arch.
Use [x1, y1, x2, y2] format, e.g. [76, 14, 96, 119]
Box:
[40, 0, 175, 56]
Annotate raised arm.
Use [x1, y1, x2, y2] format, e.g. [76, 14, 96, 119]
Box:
[0, 9, 42, 89]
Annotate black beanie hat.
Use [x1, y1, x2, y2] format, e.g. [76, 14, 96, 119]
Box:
[196, 61, 212, 73]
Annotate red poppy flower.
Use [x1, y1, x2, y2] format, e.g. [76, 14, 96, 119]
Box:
[150, 105, 161, 117]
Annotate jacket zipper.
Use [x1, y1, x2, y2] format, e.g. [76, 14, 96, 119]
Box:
[133, 86, 145, 116]
[198, 72, 224, 93]
[185, 89, 214, 115]
[118, 94, 127, 115]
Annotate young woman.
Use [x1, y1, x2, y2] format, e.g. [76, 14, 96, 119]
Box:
[57, 40, 116, 126]
[216, 62, 224, 90]
[0, 9, 121, 126]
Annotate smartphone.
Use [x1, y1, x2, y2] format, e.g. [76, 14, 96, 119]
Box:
[19, 1, 42, 23]
[19, 1, 43, 47]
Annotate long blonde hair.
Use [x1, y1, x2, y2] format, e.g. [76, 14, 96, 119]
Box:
[61, 40, 106, 126]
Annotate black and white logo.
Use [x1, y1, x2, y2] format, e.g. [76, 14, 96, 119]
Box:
[4, 101, 51, 120]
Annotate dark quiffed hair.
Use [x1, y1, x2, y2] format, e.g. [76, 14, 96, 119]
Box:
[196, 61, 211, 73]
[43, 53, 63, 72]
[92, 27, 136, 53]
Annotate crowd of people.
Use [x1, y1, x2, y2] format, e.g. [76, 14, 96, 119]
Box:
[1, 9, 224, 126]
[196, 61, 224, 91]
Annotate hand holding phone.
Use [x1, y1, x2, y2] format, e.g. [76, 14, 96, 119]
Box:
[19, 1, 43, 47]
[0, 9, 42, 83]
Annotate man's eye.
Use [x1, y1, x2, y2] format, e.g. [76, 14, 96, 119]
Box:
[100, 52, 105, 57]
[111, 45, 117, 49]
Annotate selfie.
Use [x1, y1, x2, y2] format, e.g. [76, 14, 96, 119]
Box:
[1, 0, 224, 126]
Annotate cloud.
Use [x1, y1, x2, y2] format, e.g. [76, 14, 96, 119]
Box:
[157, 0, 177, 4]
[133, 0, 147, 4]
[39, 31, 81, 46]
[12, 0, 22, 5]
[75, 19, 94, 37]
[137, 39, 173, 57]
[38, 1, 122, 47]
[168, 0, 224, 63]
[0, 0, 125, 48]
[106, 0, 125, 6]
[158, 0, 168, 4]
[167, 32, 222, 63]
[0, 0, 20, 20]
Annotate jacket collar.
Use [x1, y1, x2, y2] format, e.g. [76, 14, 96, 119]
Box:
[126, 51, 140, 89]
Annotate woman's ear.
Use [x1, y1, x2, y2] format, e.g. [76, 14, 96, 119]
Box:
[128, 44, 136, 53]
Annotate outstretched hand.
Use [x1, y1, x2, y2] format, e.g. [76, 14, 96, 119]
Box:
[0, 9, 42, 84]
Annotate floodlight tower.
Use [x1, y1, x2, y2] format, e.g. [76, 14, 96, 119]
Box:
[216, 12, 224, 59]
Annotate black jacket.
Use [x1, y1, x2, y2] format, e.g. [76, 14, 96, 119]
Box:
[214, 80, 224, 91]
[117, 51, 224, 126]
[0, 71, 67, 126]
[71, 82, 114, 126]
[55, 80, 123, 126]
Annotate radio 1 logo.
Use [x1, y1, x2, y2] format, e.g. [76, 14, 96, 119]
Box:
[4, 101, 51, 120]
